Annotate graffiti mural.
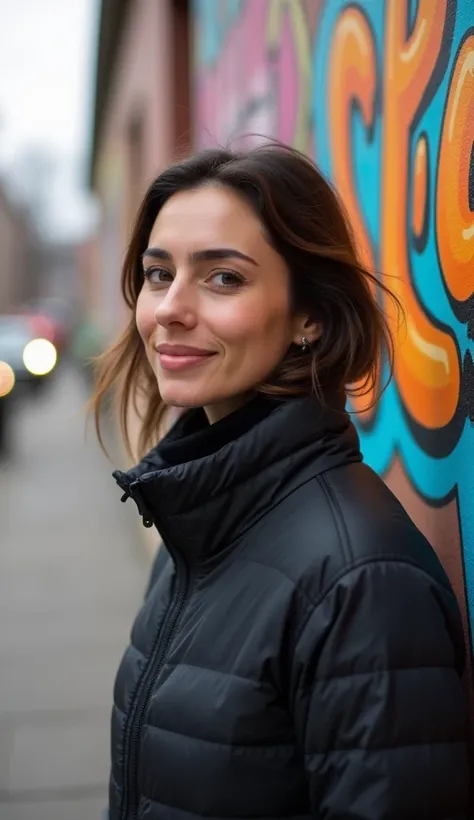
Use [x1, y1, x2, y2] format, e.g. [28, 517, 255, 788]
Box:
[194, 0, 320, 152]
[194, 0, 474, 664]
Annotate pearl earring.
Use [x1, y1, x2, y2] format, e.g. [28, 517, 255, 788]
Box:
[301, 336, 310, 353]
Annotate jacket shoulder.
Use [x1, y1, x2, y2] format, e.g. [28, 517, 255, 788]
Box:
[247, 461, 452, 601]
[321, 462, 449, 582]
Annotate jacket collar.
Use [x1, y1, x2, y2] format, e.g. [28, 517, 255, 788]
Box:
[113, 393, 362, 564]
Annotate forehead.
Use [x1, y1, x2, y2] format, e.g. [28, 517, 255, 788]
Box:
[148, 185, 265, 248]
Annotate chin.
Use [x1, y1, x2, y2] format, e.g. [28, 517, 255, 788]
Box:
[158, 382, 215, 409]
[158, 379, 242, 413]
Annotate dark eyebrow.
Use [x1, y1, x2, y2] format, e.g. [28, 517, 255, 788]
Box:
[141, 247, 172, 263]
[141, 247, 259, 266]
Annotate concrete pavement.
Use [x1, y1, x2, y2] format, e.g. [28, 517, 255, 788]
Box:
[0, 366, 151, 820]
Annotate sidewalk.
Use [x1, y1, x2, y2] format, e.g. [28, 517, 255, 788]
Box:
[0, 366, 151, 820]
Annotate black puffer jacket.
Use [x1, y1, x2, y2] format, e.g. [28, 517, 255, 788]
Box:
[111, 394, 470, 820]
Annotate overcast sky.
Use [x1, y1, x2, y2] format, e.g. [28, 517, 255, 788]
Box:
[0, 0, 99, 240]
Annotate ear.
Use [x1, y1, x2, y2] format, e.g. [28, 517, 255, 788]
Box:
[291, 315, 323, 347]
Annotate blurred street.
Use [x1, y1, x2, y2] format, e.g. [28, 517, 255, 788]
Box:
[0, 365, 150, 820]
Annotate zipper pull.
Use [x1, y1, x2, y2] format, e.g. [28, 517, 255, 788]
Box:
[132, 486, 155, 529]
[114, 472, 154, 528]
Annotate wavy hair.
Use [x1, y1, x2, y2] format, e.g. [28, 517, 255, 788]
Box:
[91, 141, 402, 458]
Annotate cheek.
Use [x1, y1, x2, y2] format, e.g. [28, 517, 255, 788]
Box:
[215, 293, 291, 346]
[135, 291, 155, 343]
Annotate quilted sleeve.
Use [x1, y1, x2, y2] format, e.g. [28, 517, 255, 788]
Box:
[291, 559, 471, 819]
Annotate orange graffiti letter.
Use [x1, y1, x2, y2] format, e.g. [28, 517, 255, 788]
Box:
[382, 0, 460, 429]
[328, 6, 378, 417]
[437, 34, 474, 303]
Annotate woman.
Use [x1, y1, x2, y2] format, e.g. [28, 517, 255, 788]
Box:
[93, 142, 470, 820]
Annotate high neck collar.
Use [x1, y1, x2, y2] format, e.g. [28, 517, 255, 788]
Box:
[158, 395, 284, 467]
[113, 393, 362, 564]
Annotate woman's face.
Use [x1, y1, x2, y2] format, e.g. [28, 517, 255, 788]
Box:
[136, 185, 310, 422]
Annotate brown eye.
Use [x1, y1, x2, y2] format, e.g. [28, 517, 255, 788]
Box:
[143, 267, 173, 285]
[210, 271, 245, 289]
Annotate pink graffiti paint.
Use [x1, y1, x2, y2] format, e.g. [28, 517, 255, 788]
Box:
[196, 0, 278, 148]
[274, 7, 300, 145]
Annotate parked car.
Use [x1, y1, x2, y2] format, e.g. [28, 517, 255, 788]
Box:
[23, 297, 74, 355]
[0, 315, 58, 397]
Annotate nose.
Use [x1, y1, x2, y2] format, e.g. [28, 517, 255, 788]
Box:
[153, 278, 197, 330]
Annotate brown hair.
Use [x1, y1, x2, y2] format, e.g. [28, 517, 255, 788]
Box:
[92, 140, 401, 459]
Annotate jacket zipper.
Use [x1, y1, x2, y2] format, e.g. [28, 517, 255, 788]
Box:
[118, 479, 190, 820]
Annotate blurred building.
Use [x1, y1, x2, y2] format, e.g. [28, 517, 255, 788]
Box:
[76, 235, 100, 319]
[0, 172, 80, 322]
[89, 0, 474, 681]
[0, 180, 39, 313]
[89, 0, 190, 339]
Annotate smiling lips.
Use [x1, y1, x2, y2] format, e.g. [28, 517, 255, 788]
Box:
[156, 343, 217, 372]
